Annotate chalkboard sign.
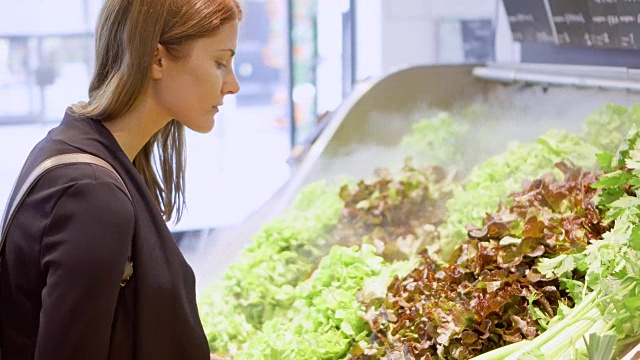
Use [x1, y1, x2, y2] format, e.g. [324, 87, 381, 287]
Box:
[503, 0, 555, 43]
[618, 0, 640, 49]
[548, 0, 593, 46]
[588, 0, 620, 48]
[502, 0, 640, 55]
[461, 19, 495, 62]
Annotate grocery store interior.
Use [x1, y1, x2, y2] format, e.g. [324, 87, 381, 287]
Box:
[3, 0, 640, 357]
[1, 0, 521, 284]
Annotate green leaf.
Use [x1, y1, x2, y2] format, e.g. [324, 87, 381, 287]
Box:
[627, 149, 640, 170]
[592, 170, 633, 189]
[597, 190, 625, 206]
[561, 279, 586, 302]
[499, 236, 522, 247]
[528, 293, 550, 329]
[615, 126, 640, 166]
[628, 177, 640, 189]
[631, 225, 640, 251]
[536, 137, 562, 157]
[623, 295, 640, 310]
[340, 321, 355, 336]
[357, 272, 393, 305]
[596, 152, 615, 170]
[584, 333, 616, 360]
[608, 195, 640, 210]
[537, 254, 576, 278]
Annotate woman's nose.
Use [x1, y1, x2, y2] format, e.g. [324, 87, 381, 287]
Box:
[224, 71, 240, 95]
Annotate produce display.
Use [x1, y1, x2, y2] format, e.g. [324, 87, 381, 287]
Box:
[198, 103, 640, 359]
[581, 104, 640, 154]
[331, 159, 456, 262]
[349, 162, 609, 359]
[202, 160, 457, 357]
[399, 112, 469, 170]
[235, 245, 416, 359]
[199, 181, 344, 354]
[398, 105, 513, 174]
[476, 126, 640, 359]
[439, 129, 600, 261]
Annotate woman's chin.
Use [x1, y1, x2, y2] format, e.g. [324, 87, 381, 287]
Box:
[184, 117, 215, 134]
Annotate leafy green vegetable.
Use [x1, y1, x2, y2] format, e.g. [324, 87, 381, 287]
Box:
[581, 104, 640, 155]
[234, 245, 416, 360]
[332, 158, 455, 261]
[584, 333, 616, 360]
[199, 181, 344, 354]
[350, 162, 608, 359]
[198, 285, 255, 357]
[473, 290, 605, 360]
[479, 127, 640, 360]
[592, 126, 640, 223]
[440, 130, 600, 261]
[200, 161, 452, 355]
[399, 112, 469, 169]
[199, 103, 640, 358]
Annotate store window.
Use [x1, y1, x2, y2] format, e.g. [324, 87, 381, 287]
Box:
[290, 0, 318, 147]
[0, 0, 295, 236]
[289, 0, 354, 159]
[0, 35, 94, 123]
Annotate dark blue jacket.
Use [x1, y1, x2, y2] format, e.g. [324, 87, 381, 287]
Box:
[0, 108, 209, 360]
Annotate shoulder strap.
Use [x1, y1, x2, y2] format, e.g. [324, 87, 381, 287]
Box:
[0, 153, 134, 286]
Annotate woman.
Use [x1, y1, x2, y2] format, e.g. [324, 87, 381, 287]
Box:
[0, 0, 241, 359]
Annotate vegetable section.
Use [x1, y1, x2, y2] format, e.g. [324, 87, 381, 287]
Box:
[350, 162, 609, 359]
[198, 104, 640, 359]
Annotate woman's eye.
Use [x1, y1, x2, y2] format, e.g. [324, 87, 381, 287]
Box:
[216, 61, 227, 70]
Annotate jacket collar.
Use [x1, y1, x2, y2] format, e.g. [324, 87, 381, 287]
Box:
[50, 107, 133, 170]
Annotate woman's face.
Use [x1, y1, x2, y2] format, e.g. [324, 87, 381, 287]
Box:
[152, 21, 240, 133]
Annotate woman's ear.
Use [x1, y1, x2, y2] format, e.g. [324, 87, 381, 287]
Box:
[151, 44, 167, 80]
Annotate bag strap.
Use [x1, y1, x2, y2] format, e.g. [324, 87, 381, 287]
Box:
[0, 153, 134, 287]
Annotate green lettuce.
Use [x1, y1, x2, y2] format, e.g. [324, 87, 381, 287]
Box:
[199, 181, 344, 354]
[581, 103, 640, 154]
[235, 245, 416, 360]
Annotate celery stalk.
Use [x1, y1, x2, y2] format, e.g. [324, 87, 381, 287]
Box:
[472, 291, 600, 360]
[470, 341, 527, 360]
[504, 291, 600, 359]
[538, 308, 601, 359]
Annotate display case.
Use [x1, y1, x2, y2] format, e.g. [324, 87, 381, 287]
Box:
[271, 62, 640, 215]
[199, 61, 640, 359]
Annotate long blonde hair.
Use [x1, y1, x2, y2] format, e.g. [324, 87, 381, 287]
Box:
[72, 0, 242, 223]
